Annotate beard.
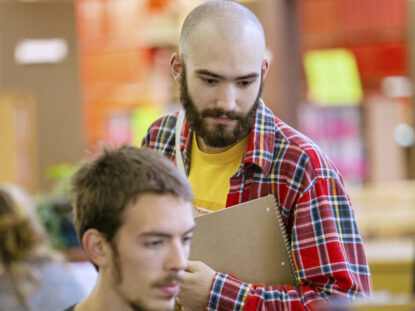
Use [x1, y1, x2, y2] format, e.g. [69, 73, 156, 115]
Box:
[180, 67, 264, 148]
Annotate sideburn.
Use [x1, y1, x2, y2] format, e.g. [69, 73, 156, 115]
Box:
[109, 240, 123, 284]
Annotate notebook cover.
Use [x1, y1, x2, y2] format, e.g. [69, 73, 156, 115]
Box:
[190, 195, 297, 286]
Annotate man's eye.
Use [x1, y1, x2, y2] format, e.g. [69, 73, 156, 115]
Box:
[183, 235, 193, 244]
[145, 240, 163, 248]
[238, 80, 254, 87]
[202, 78, 217, 85]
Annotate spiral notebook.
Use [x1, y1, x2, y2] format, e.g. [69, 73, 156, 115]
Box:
[189, 195, 298, 286]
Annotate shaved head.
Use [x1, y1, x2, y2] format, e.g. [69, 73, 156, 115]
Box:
[179, 0, 266, 60]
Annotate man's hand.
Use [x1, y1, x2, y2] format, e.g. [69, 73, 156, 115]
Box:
[178, 260, 216, 311]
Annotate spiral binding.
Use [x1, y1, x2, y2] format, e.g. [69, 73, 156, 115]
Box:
[269, 194, 300, 286]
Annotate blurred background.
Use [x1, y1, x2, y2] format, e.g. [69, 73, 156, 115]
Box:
[1, 0, 415, 309]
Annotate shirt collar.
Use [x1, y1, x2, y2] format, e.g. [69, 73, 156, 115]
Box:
[242, 100, 275, 176]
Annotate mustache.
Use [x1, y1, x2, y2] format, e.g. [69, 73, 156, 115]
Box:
[201, 108, 244, 120]
[152, 273, 184, 287]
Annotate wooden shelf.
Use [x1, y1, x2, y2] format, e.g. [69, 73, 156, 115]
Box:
[301, 29, 407, 50]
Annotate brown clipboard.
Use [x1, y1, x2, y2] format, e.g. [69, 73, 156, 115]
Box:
[189, 195, 297, 286]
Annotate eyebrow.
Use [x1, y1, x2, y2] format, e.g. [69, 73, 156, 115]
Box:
[195, 69, 259, 81]
[139, 225, 196, 238]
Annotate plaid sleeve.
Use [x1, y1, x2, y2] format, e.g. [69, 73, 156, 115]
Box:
[141, 134, 148, 148]
[141, 113, 178, 159]
[206, 178, 372, 311]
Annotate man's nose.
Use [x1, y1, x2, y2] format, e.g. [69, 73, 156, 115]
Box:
[216, 84, 236, 111]
[165, 240, 188, 272]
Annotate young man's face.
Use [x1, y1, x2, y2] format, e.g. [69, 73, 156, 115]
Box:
[107, 193, 195, 311]
[177, 22, 268, 149]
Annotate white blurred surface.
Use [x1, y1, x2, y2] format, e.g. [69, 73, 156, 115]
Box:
[67, 261, 98, 296]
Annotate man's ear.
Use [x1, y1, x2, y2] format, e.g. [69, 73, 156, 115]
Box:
[82, 228, 112, 268]
[261, 48, 271, 79]
[170, 52, 183, 85]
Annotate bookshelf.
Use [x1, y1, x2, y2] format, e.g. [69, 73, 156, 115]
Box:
[297, 0, 408, 183]
[408, 0, 415, 179]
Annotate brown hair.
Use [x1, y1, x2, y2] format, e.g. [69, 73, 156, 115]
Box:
[0, 184, 56, 311]
[0, 184, 52, 264]
[70, 145, 193, 244]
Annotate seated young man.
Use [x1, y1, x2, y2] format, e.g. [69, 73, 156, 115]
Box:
[66, 146, 195, 311]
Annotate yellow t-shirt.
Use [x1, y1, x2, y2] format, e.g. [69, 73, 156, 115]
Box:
[188, 133, 249, 215]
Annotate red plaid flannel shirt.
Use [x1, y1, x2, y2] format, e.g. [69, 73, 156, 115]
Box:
[142, 101, 372, 310]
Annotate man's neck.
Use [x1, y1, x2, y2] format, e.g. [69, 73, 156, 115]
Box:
[75, 276, 133, 311]
[196, 136, 240, 154]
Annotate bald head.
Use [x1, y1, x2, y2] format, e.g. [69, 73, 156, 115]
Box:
[179, 0, 266, 60]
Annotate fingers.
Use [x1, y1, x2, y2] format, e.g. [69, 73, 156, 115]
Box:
[185, 260, 200, 272]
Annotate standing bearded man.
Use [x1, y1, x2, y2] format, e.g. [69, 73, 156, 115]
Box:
[143, 1, 373, 310]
